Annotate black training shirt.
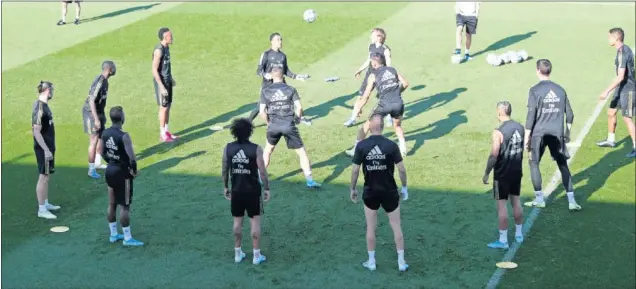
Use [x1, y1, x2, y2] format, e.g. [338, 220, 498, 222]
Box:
[352, 135, 402, 194]
[525, 80, 574, 138]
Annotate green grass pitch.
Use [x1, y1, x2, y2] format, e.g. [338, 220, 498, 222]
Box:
[1, 2, 634, 289]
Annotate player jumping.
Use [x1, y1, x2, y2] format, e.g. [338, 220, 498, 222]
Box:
[152, 27, 179, 142]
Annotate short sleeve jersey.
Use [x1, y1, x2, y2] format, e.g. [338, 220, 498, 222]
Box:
[615, 44, 636, 92]
[82, 75, 109, 114]
[32, 100, 55, 150]
[352, 135, 402, 194]
[260, 82, 300, 123]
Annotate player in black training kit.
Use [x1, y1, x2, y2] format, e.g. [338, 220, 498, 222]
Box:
[222, 118, 270, 265]
[524, 59, 581, 211]
[350, 114, 408, 272]
[597, 28, 636, 158]
[32, 81, 62, 220]
[259, 67, 321, 188]
[102, 106, 143, 246]
[250, 33, 310, 125]
[346, 52, 409, 158]
[152, 27, 179, 142]
[57, 1, 81, 25]
[82, 60, 116, 179]
[482, 101, 525, 250]
[345, 28, 394, 127]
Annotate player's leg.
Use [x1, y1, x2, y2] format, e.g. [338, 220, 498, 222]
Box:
[526, 136, 547, 207]
[597, 95, 620, 148]
[248, 195, 266, 264]
[547, 136, 581, 211]
[35, 148, 59, 219]
[392, 103, 407, 156]
[163, 84, 178, 139]
[362, 199, 379, 271]
[119, 178, 143, 246]
[57, 1, 69, 25]
[287, 126, 321, 188]
[509, 178, 524, 243]
[230, 194, 247, 263]
[73, 1, 81, 25]
[488, 180, 510, 249]
[155, 80, 174, 142]
[384, 194, 408, 271]
[106, 181, 124, 243]
[263, 125, 283, 168]
[83, 111, 101, 178]
[620, 91, 636, 157]
[463, 16, 477, 60]
[454, 14, 465, 55]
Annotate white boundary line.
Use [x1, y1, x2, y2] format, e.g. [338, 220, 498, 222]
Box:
[485, 96, 611, 289]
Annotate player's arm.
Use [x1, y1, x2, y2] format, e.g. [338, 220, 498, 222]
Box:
[602, 51, 627, 96]
[397, 71, 409, 92]
[483, 130, 502, 183]
[524, 89, 538, 150]
[259, 91, 269, 123]
[394, 145, 407, 188]
[88, 78, 103, 124]
[152, 49, 166, 91]
[292, 89, 303, 118]
[32, 104, 51, 153]
[122, 133, 138, 177]
[256, 51, 270, 79]
[564, 93, 574, 142]
[256, 146, 270, 199]
[384, 49, 392, 67]
[282, 56, 298, 80]
[360, 74, 376, 103]
[356, 58, 371, 76]
[221, 145, 229, 189]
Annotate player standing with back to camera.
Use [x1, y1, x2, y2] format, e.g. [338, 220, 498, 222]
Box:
[596, 28, 636, 158]
[32, 81, 62, 220]
[523, 59, 581, 211]
[222, 118, 270, 265]
[482, 101, 525, 249]
[345, 28, 394, 128]
[346, 52, 409, 158]
[102, 106, 144, 246]
[250, 33, 311, 125]
[454, 2, 480, 62]
[82, 61, 116, 179]
[350, 113, 408, 272]
[152, 27, 179, 142]
[259, 67, 321, 189]
[57, 1, 81, 25]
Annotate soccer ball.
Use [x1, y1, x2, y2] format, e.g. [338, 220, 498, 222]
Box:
[450, 54, 462, 64]
[486, 53, 502, 66]
[498, 53, 511, 64]
[517, 50, 529, 61]
[303, 9, 317, 23]
[507, 51, 521, 63]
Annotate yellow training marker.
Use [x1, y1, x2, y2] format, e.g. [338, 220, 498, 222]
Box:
[50, 226, 69, 233]
[496, 262, 518, 269]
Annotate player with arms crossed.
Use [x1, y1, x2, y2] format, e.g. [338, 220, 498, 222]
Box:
[346, 52, 409, 158]
[82, 61, 116, 179]
[597, 28, 636, 158]
[350, 114, 409, 272]
[32, 81, 62, 219]
[482, 101, 525, 249]
[250, 33, 310, 125]
[102, 106, 143, 246]
[345, 28, 393, 128]
[57, 1, 81, 25]
[222, 118, 270, 265]
[152, 27, 179, 142]
[454, 2, 480, 61]
[259, 67, 321, 189]
[524, 59, 581, 211]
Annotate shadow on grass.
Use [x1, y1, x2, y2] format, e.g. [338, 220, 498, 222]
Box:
[472, 31, 538, 58]
[304, 91, 357, 122]
[79, 3, 161, 24]
[399, 109, 468, 156]
[403, 87, 466, 121]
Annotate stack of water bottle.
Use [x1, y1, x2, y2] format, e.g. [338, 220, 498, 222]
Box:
[486, 50, 529, 66]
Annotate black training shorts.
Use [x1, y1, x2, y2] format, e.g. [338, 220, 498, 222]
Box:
[363, 190, 400, 213]
[82, 110, 107, 136]
[456, 14, 478, 34]
[154, 78, 173, 107]
[493, 176, 522, 200]
[266, 121, 304, 149]
[609, 88, 635, 118]
[34, 147, 55, 175]
[105, 165, 134, 206]
[371, 100, 404, 119]
[529, 134, 569, 163]
[231, 192, 262, 218]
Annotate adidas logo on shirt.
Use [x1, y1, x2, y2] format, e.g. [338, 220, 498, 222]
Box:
[380, 70, 395, 83]
[232, 149, 250, 164]
[366, 145, 387, 160]
[271, 89, 287, 102]
[105, 137, 118, 150]
[542, 90, 560, 103]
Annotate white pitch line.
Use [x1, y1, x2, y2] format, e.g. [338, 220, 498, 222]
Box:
[485, 96, 611, 289]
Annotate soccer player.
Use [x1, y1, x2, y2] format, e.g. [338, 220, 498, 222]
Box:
[345, 28, 394, 128]
[596, 28, 636, 158]
[82, 61, 116, 178]
[350, 113, 408, 272]
[454, 2, 480, 61]
[57, 1, 81, 25]
[482, 101, 525, 249]
[524, 59, 581, 211]
[152, 27, 179, 142]
[32, 81, 62, 220]
[251, 32, 310, 125]
[259, 67, 321, 188]
[222, 118, 270, 265]
[102, 106, 144, 246]
[345, 52, 409, 158]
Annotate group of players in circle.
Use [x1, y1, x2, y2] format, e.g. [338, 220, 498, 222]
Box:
[30, 21, 634, 271]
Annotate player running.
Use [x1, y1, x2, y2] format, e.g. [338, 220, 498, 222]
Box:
[345, 28, 394, 128]
[524, 59, 581, 211]
[259, 67, 321, 189]
[152, 27, 179, 142]
[454, 2, 480, 61]
[222, 118, 270, 265]
[250, 32, 310, 125]
[596, 28, 636, 158]
[350, 113, 409, 272]
[32, 81, 62, 219]
[482, 101, 525, 249]
[57, 1, 81, 25]
[346, 52, 409, 158]
[82, 61, 116, 178]
[102, 106, 144, 246]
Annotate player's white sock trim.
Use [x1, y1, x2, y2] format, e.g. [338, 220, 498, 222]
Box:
[38, 205, 47, 212]
[397, 250, 405, 264]
[515, 224, 522, 237]
[164, 124, 169, 132]
[368, 251, 375, 263]
[89, 163, 95, 170]
[608, 133, 615, 142]
[109, 222, 118, 236]
[499, 230, 508, 244]
[534, 191, 544, 203]
[253, 249, 261, 258]
[123, 226, 132, 241]
[566, 192, 576, 204]
[95, 154, 103, 166]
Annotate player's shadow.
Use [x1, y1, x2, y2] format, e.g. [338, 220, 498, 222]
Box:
[274, 152, 351, 184]
[135, 103, 253, 161]
[549, 137, 634, 204]
[403, 87, 466, 120]
[397, 110, 468, 156]
[79, 3, 161, 24]
[471, 31, 538, 58]
[303, 91, 357, 121]
[139, 150, 207, 175]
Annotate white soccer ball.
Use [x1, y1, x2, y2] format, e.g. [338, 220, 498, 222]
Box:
[486, 53, 502, 66]
[517, 50, 529, 61]
[507, 51, 521, 63]
[303, 9, 317, 23]
[498, 53, 510, 64]
[450, 54, 462, 64]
